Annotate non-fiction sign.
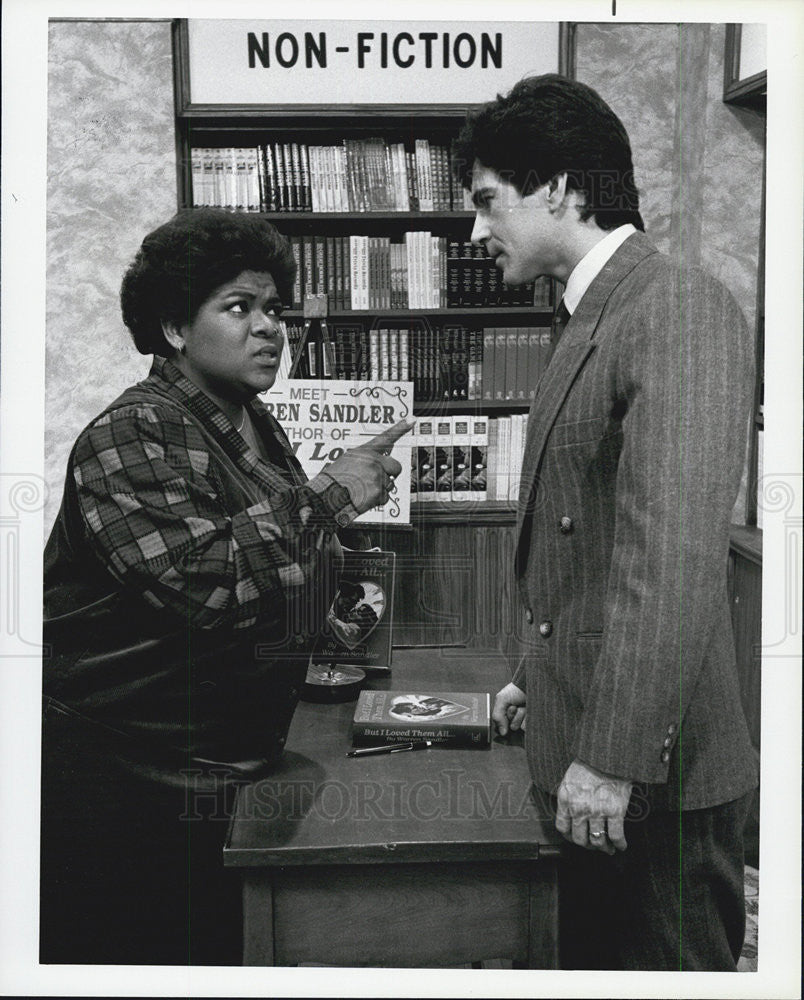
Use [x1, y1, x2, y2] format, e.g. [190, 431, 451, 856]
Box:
[262, 379, 414, 525]
[186, 19, 559, 106]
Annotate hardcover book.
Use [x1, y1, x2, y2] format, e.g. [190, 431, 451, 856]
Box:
[352, 689, 492, 746]
[312, 549, 396, 671]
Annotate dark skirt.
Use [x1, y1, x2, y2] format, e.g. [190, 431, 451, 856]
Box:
[39, 701, 246, 966]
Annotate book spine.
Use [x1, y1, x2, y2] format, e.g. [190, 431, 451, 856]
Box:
[469, 416, 488, 502]
[351, 726, 490, 746]
[389, 327, 399, 381]
[515, 329, 529, 402]
[349, 236, 359, 309]
[369, 328, 380, 380]
[451, 415, 471, 503]
[378, 326, 389, 380]
[486, 417, 499, 501]
[398, 327, 409, 384]
[434, 417, 453, 502]
[190, 147, 203, 207]
[341, 236, 351, 312]
[414, 139, 434, 211]
[325, 236, 336, 308]
[415, 418, 436, 502]
[290, 237, 303, 310]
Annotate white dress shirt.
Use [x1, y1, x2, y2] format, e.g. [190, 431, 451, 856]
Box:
[562, 224, 637, 315]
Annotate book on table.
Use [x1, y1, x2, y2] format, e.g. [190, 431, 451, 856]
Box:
[352, 689, 492, 746]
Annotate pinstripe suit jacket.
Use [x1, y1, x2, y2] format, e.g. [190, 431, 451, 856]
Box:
[512, 231, 758, 811]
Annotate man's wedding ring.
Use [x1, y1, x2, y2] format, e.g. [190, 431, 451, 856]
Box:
[590, 830, 604, 839]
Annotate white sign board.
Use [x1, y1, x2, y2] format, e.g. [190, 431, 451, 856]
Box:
[262, 379, 414, 525]
[186, 20, 559, 106]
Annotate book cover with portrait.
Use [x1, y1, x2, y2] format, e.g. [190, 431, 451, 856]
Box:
[312, 548, 396, 671]
[352, 690, 491, 746]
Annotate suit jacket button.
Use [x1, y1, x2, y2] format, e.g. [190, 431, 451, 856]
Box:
[525, 608, 534, 625]
[539, 620, 553, 638]
[660, 750, 670, 763]
[667, 723, 677, 735]
[559, 516, 573, 534]
[663, 736, 673, 748]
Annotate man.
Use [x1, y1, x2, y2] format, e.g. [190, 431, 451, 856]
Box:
[454, 75, 757, 970]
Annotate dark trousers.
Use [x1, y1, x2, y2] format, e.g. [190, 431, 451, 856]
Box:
[557, 793, 752, 971]
[40, 705, 244, 965]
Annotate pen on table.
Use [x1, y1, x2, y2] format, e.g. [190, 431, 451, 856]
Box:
[346, 741, 433, 758]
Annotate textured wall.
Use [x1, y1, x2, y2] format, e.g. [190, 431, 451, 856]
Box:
[575, 22, 764, 323]
[575, 22, 765, 520]
[46, 20, 176, 531]
[45, 21, 764, 529]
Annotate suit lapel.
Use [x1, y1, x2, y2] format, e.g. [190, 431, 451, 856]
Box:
[516, 232, 659, 545]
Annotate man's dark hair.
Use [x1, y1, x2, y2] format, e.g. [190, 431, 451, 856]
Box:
[120, 208, 296, 356]
[454, 74, 645, 232]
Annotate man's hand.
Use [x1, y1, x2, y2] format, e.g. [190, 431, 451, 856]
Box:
[492, 682, 526, 736]
[555, 759, 633, 855]
[323, 419, 414, 514]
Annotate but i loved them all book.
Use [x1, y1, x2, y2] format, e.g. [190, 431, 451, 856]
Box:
[352, 690, 492, 747]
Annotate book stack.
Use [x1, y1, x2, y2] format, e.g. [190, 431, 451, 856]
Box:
[284, 323, 551, 400]
[285, 236, 551, 313]
[191, 139, 474, 214]
[412, 414, 529, 504]
[447, 241, 551, 308]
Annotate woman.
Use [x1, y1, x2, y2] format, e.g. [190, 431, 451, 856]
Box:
[41, 208, 408, 965]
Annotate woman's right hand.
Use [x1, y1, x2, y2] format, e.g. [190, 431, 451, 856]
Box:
[323, 419, 414, 514]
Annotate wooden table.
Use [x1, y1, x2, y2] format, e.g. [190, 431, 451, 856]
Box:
[224, 649, 563, 968]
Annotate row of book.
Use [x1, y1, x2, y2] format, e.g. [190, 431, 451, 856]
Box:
[410, 414, 530, 504]
[287, 234, 551, 311]
[190, 139, 473, 215]
[286, 324, 552, 403]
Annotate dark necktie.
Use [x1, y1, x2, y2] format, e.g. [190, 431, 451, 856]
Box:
[550, 298, 571, 358]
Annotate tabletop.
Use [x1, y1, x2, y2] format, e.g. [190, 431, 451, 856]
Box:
[224, 647, 562, 867]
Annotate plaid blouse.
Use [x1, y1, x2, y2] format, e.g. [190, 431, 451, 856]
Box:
[68, 356, 357, 631]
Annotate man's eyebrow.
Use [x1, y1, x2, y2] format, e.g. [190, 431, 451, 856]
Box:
[471, 187, 494, 208]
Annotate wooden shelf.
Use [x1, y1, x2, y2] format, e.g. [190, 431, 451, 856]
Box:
[378, 501, 518, 528]
[285, 308, 552, 319]
[412, 399, 532, 414]
[247, 210, 475, 223]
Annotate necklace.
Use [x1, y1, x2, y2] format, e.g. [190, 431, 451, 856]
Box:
[235, 407, 247, 433]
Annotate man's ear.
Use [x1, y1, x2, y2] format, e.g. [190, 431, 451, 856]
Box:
[161, 319, 185, 354]
[545, 172, 569, 212]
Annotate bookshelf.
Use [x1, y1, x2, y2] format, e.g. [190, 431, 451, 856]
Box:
[172, 18, 568, 650]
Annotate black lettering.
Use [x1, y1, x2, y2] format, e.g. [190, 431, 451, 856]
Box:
[453, 33, 476, 68]
[418, 32, 437, 68]
[443, 32, 450, 68]
[357, 32, 373, 68]
[275, 32, 299, 68]
[380, 32, 388, 68]
[393, 32, 414, 68]
[305, 32, 327, 68]
[247, 31, 270, 68]
[481, 32, 502, 69]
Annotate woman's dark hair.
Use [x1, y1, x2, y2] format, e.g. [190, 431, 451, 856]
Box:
[453, 74, 644, 232]
[120, 208, 297, 356]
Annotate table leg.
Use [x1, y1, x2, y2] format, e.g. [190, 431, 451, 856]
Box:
[527, 862, 560, 968]
[242, 873, 275, 966]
